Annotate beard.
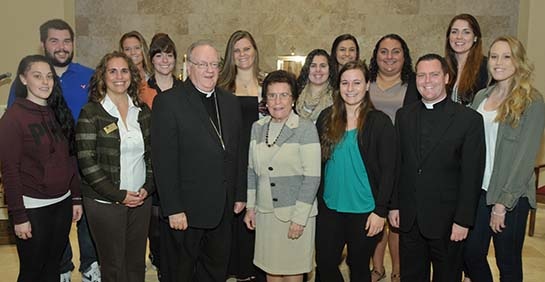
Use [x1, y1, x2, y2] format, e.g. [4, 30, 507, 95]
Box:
[45, 49, 73, 67]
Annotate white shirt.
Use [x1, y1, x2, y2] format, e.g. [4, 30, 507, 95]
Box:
[477, 98, 499, 191]
[101, 94, 146, 193]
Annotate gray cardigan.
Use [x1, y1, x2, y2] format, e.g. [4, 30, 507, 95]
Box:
[247, 111, 321, 226]
[472, 85, 545, 210]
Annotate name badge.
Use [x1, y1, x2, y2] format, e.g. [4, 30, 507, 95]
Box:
[103, 122, 118, 134]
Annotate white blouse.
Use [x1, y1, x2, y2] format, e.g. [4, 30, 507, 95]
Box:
[477, 98, 499, 191]
[101, 94, 146, 193]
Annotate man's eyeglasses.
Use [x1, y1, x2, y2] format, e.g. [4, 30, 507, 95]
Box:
[266, 93, 292, 100]
[188, 60, 220, 70]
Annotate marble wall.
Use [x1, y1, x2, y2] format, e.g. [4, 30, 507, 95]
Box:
[75, 0, 519, 74]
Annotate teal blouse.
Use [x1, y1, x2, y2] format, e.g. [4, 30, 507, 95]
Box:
[323, 129, 375, 213]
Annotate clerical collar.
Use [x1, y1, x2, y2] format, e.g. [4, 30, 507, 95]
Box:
[422, 96, 447, 109]
[423, 101, 435, 109]
[194, 85, 215, 98]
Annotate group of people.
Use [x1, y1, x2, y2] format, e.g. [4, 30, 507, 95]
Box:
[0, 12, 543, 282]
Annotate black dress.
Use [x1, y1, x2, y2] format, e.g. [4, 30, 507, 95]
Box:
[228, 96, 265, 281]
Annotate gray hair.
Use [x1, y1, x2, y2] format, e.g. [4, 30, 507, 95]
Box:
[186, 39, 219, 62]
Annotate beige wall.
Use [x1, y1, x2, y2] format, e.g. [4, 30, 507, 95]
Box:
[0, 1, 75, 108]
[519, 0, 545, 184]
[525, 0, 545, 95]
[74, 0, 519, 76]
[1, 0, 521, 108]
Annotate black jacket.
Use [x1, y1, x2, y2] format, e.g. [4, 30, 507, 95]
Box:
[151, 80, 244, 228]
[316, 108, 397, 217]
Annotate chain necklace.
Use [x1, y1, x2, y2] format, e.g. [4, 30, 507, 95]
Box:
[265, 120, 286, 147]
[208, 92, 225, 150]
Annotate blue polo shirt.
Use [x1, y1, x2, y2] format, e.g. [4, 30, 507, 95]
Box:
[7, 62, 94, 121]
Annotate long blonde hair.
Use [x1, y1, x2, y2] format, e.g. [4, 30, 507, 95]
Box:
[119, 30, 153, 77]
[490, 36, 537, 128]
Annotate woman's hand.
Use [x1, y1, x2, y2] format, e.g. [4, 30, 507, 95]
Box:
[490, 203, 506, 233]
[288, 222, 304, 240]
[137, 188, 148, 200]
[122, 191, 144, 207]
[243, 209, 256, 230]
[14, 221, 32, 240]
[73, 204, 83, 222]
[365, 212, 385, 237]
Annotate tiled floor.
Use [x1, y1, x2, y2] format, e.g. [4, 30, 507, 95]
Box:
[1, 204, 545, 281]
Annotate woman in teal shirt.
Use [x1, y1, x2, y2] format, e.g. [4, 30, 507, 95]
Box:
[315, 60, 397, 282]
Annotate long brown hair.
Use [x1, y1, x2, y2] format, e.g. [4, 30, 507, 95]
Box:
[444, 14, 484, 103]
[490, 36, 537, 128]
[218, 30, 261, 92]
[321, 61, 374, 161]
[89, 51, 142, 107]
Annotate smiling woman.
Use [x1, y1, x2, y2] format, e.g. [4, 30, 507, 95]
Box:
[0, 55, 80, 281]
[119, 31, 152, 80]
[295, 49, 335, 122]
[76, 51, 154, 282]
[444, 14, 488, 105]
[367, 34, 419, 282]
[244, 70, 320, 282]
[316, 61, 396, 281]
[138, 33, 182, 110]
[330, 34, 360, 79]
[218, 30, 268, 281]
[464, 36, 545, 282]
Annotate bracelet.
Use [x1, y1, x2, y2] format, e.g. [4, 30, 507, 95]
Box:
[491, 207, 506, 216]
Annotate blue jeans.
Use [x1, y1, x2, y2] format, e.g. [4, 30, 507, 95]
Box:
[60, 209, 98, 273]
[464, 191, 530, 282]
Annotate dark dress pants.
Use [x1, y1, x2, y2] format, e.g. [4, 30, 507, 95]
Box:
[315, 199, 380, 282]
[161, 206, 233, 282]
[84, 197, 152, 282]
[400, 221, 464, 282]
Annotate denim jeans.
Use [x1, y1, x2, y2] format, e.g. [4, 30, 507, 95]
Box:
[464, 191, 530, 282]
[60, 209, 98, 273]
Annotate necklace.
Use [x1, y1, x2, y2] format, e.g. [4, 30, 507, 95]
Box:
[265, 120, 286, 147]
[208, 92, 225, 150]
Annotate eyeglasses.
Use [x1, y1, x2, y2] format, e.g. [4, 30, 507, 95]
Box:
[266, 93, 292, 100]
[188, 60, 220, 70]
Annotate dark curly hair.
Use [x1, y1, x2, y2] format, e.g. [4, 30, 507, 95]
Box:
[369, 34, 414, 85]
[88, 51, 142, 107]
[296, 49, 335, 94]
[14, 55, 76, 155]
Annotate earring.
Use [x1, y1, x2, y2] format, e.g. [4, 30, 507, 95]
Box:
[474, 37, 478, 43]
[292, 103, 295, 107]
